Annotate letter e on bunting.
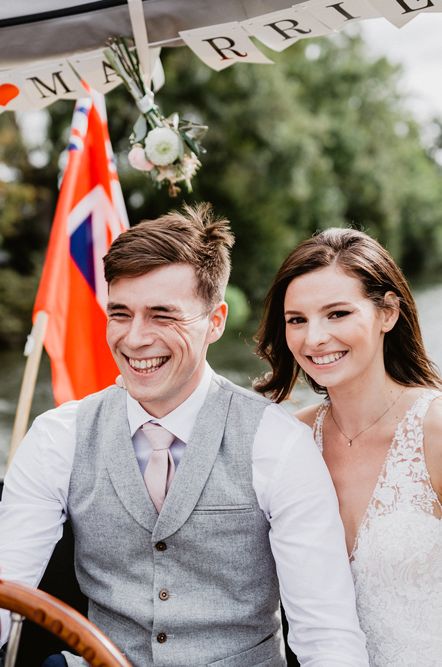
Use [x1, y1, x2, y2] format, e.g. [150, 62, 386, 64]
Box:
[367, 0, 442, 27]
[180, 22, 273, 71]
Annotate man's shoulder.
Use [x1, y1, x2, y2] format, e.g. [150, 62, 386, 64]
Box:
[78, 384, 122, 405]
[212, 373, 271, 407]
[32, 397, 80, 431]
[75, 385, 125, 420]
[31, 386, 121, 429]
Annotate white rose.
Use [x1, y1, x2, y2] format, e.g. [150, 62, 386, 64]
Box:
[144, 127, 182, 166]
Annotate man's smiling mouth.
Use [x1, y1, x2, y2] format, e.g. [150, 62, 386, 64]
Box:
[127, 355, 170, 373]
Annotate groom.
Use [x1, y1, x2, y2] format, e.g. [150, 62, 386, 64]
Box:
[0, 203, 368, 666]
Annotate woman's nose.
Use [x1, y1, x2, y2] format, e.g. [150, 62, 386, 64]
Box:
[304, 321, 330, 348]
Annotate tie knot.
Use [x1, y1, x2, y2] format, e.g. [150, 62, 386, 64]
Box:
[142, 422, 175, 451]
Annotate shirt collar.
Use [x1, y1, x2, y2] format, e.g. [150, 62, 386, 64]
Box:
[126, 362, 213, 443]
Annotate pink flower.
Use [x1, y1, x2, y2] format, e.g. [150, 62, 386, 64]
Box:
[128, 145, 154, 171]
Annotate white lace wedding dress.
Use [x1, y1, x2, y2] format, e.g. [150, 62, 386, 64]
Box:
[313, 390, 442, 666]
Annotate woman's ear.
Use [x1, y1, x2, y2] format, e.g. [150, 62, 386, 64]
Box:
[381, 291, 400, 332]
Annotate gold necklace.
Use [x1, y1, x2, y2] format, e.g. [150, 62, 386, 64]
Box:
[330, 389, 405, 447]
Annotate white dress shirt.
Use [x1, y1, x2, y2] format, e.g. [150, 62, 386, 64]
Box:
[0, 365, 368, 665]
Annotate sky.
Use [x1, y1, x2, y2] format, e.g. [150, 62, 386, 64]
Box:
[359, 13, 442, 123]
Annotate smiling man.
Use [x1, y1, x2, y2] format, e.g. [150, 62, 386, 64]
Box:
[0, 204, 368, 667]
[105, 263, 224, 417]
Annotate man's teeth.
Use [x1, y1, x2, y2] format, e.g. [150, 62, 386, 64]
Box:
[311, 352, 346, 365]
[129, 356, 168, 371]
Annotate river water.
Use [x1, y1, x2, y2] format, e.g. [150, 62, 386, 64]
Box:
[1, 282, 442, 477]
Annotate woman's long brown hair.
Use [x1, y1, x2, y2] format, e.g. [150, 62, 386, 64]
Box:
[255, 228, 441, 402]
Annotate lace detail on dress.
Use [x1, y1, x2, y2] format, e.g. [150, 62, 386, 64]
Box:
[312, 400, 329, 454]
[314, 390, 442, 666]
[354, 390, 442, 556]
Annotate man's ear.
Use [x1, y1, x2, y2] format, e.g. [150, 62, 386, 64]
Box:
[207, 302, 228, 343]
[381, 291, 400, 332]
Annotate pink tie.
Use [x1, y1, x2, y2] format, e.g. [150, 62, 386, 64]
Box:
[142, 423, 176, 513]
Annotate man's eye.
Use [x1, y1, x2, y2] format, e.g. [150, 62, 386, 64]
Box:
[329, 310, 350, 319]
[153, 315, 176, 322]
[109, 312, 130, 319]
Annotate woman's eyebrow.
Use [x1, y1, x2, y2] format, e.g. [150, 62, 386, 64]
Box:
[320, 301, 352, 310]
[284, 301, 352, 315]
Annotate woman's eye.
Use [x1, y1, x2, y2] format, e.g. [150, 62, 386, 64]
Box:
[329, 310, 351, 319]
[286, 316, 305, 325]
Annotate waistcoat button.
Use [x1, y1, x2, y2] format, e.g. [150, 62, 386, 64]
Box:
[155, 541, 167, 551]
[157, 632, 167, 643]
[159, 589, 169, 601]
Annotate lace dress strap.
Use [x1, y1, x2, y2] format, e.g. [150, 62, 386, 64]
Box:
[312, 400, 329, 454]
[349, 389, 442, 665]
[353, 388, 442, 554]
[389, 388, 442, 516]
[400, 388, 441, 422]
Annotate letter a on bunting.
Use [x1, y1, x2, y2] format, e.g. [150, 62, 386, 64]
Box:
[33, 89, 129, 404]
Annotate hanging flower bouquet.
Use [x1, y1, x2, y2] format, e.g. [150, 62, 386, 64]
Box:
[105, 37, 207, 196]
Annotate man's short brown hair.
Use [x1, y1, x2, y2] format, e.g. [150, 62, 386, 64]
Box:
[104, 203, 234, 306]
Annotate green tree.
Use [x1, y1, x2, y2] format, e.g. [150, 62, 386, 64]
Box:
[0, 114, 51, 345]
[2, 30, 442, 346]
[149, 32, 442, 302]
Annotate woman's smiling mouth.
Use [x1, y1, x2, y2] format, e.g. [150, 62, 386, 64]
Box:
[309, 351, 347, 366]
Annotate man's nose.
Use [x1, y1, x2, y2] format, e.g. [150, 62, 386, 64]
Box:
[125, 317, 156, 347]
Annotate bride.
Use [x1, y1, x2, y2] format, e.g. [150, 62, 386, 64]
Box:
[255, 227, 442, 666]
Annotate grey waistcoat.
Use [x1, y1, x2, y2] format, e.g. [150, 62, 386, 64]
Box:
[65, 375, 286, 667]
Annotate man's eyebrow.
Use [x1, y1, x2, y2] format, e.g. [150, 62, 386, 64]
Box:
[107, 302, 129, 312]
[106, 303, 181, 313]
[149, 305, 180, 313]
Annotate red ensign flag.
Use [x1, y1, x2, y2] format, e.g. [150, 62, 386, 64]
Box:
[33, 92, 129, 404]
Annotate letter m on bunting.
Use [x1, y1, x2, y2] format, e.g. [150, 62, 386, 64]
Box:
[33, 91, 129, 404]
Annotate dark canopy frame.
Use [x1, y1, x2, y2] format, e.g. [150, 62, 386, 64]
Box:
[0, 0, 304, 65]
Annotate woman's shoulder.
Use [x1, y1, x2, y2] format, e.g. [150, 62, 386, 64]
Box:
[422, 391, 442, 450]
[295, 402, 326, 428]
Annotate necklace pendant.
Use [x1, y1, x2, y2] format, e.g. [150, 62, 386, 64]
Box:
[348, 440, 352, 447]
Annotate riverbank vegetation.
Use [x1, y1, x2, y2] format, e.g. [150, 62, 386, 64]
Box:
[1, 32, 442, 348]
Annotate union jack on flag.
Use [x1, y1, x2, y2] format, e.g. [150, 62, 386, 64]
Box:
[33, 91, 129, 405]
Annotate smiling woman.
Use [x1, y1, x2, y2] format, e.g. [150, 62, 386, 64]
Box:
[255, 227, 442, 666]
[282, 264, 398, 395]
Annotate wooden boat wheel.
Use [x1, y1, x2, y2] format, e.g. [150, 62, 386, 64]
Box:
[0, 579, 131, 667]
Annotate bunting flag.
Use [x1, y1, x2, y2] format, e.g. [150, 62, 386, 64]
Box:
[33, 90, 129, 405]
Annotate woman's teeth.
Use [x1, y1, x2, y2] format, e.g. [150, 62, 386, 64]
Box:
[311, 352, 346, 365]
